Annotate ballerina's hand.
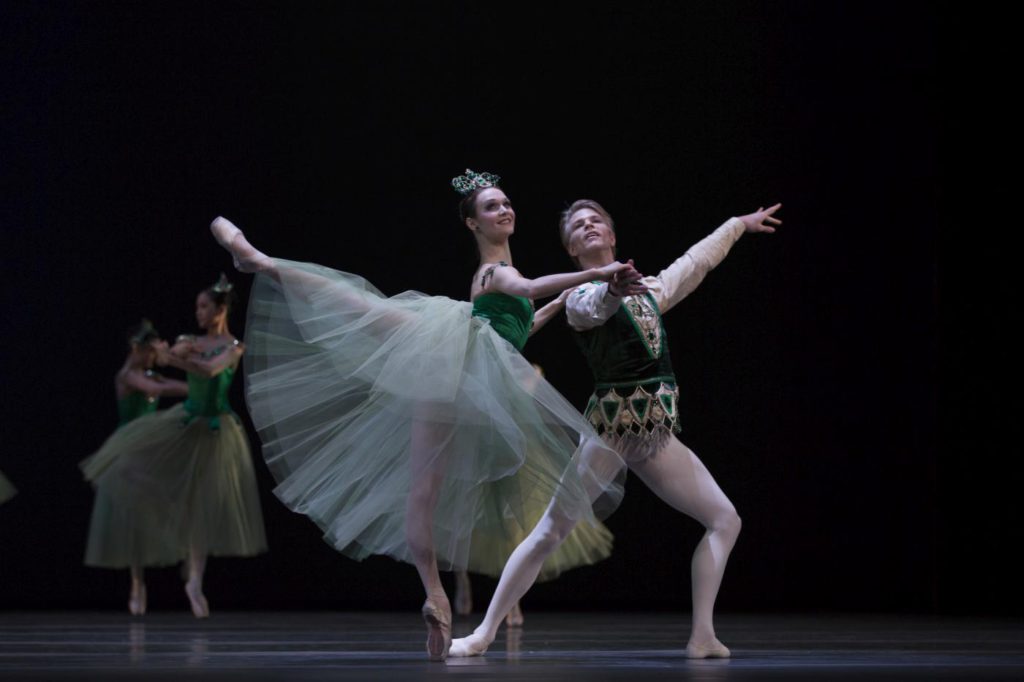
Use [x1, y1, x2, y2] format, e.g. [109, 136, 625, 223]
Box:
[608, 259, 648, 297]
[738, 203, 782, 233]
[553, 287, 573, 306]
[152, 340, 171, 366]
[170, 336, 195, 358]
[594, 260, 637, 281]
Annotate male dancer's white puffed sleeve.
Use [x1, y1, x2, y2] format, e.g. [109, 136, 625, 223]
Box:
[566, 282, 621, 331]
[645, 217, 746, 314]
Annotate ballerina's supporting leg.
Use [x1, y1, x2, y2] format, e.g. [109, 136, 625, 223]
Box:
[128, 565, 146, 616]
[627, 437, 740, 658]
[184, 547, 210, 619]
[406, 409, 454, 661]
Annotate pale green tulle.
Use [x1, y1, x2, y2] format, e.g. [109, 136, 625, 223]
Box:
[81, 404, 267, 568]
[244, 259, 625, 575]
[0, 470, 15, 504]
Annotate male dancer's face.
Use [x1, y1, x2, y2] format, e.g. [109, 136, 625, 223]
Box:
[564, 208, 616, 265]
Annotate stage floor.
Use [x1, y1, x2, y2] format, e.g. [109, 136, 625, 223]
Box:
[1, 612, 1021, 680]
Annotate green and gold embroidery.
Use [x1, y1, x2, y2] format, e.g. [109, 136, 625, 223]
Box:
[584, 381, 679, 441]
[622, 293, 664, 360]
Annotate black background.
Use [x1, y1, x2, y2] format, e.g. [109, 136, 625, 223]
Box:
[1, 2, 1013, 616]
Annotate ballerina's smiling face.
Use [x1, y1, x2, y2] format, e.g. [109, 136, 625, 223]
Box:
[466, 188, 516, 239]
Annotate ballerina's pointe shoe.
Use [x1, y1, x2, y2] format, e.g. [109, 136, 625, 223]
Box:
[686, 638, 731, 659]
[447, 632, 491, 658]
[209, 216, 272, 273]
[185, 580, 210, 619]
[422, 600, 452, 661]
[128, 584, 147, 616]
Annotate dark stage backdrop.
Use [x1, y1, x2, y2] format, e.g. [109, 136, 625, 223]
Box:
[1, 2, 1006, 615]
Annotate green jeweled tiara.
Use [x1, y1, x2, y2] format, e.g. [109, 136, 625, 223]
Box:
[129, 318, 159, 346]
[211, 272, 234, 293]
[451, 169, 501, 195]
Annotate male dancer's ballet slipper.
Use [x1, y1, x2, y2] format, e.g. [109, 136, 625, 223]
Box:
[447, 631, 490, 658]
[686, 639, 731, 659]
[210, 216, 272, 273]
[422, 600, 452, 661]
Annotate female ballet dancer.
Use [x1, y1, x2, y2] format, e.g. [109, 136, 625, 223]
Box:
[82, 319, 189, 614]
[81, 277, 267, 617]
[449, 200, 781, 659]
[210, 169, 641, 660]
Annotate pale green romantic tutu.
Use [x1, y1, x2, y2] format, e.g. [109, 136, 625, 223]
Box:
[81, 402, 267, 568]
[468, 488, 614, 580]
[244, 259, 626, 575]
[0, 470, 15, 504]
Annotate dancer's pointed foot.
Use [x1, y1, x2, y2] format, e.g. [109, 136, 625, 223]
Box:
[421, 598, 452, 661]
[447, 630, 491, 658]
[210, 216, 272, 273]
[504, 601, 524, 628]
[686, 637, 731, 659]
[128, 582, 147, 616]
[184, 579, 210, 619]
[454, 572, 472, 616]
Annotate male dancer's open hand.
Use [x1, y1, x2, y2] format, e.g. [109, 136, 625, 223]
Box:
[738, 203, 782, 233]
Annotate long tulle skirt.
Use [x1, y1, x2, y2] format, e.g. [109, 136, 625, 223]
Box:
[0, 470, 15, 504]
[81, 405, 268, 568]
[245, 259, 625, 574]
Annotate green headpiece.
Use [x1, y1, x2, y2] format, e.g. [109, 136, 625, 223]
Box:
[451, 169, 501, 196]
[129, 318, 160, 346]
[211, 272, 234, 293]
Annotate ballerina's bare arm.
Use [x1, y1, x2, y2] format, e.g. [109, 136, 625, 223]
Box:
[528, 287, 573, 337]
[485, 260, 638, 301]
[121, 369, 189, 398]
[160, 341, 244, 379]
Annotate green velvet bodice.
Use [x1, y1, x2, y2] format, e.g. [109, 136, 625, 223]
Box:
[571, 292, 677, 388]
[116, 391, 158, 427]
[472, 293, 534, 351]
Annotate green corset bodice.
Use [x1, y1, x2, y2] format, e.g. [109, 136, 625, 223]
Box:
[183, 367, 235, 418]
[182, 341, 239, 430]
[116, 391, 158, 427]
[472, 293, 534, 351]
